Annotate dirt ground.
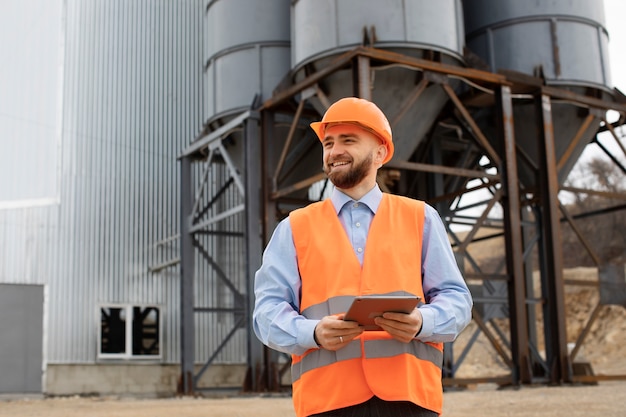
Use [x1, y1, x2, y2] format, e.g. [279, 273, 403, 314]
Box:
[2, 381, 626, 417]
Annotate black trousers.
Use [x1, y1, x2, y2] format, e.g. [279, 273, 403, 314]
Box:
[309, 396, 438, 417]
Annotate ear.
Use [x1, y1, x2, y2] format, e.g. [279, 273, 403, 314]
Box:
[374, 143, 388, 166]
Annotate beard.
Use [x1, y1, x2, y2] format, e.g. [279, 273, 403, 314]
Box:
[324, 153, 373, 190]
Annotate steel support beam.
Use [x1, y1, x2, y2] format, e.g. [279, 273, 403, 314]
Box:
[260, 108, 283, 390]
[496, 85, 531, 384]
[535, 93, 571, 384]
[244, 112, 266, 391]
[179, 155, 195, 394]
[353, 55, 371, 100]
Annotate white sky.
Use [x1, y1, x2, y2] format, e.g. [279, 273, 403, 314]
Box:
[583, 0, 626, 165]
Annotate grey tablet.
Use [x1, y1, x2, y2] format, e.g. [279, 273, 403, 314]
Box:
[343, 295, 420, 330]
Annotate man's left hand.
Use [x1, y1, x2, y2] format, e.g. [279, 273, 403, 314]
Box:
[374, 308, 423, 343]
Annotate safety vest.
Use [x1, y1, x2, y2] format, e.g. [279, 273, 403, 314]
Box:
[289, 193, 444, 417]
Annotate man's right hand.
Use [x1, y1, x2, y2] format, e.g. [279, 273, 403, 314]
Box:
[314, 314, 363, 351]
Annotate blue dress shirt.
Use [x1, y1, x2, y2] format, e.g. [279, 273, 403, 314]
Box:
[253, 185, 473, 356]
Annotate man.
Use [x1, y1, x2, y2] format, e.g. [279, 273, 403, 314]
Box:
[253, 97, 473, 417]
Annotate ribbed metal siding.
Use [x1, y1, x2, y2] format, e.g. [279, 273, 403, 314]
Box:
[1, 0, 250, 367]
[48, 0, 206, 364]
[0, 207, 60, 285]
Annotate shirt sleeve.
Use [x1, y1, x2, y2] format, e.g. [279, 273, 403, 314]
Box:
[417, 204, 473, 343]
[252, 218, 319, 355]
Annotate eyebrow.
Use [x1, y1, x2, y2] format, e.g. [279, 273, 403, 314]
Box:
[323, 133, 359, 142]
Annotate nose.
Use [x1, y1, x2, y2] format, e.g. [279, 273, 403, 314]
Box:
[327, 143, 345, 159]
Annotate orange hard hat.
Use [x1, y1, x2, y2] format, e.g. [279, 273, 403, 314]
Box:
[310, 97, 394, 164]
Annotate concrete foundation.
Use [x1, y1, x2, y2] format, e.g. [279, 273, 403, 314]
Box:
[44, 364, 248, 397]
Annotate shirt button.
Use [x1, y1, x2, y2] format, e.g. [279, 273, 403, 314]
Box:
[353, 203, 359, 208]
[355, 222, 361, 227]
[357, 247, 363, 253]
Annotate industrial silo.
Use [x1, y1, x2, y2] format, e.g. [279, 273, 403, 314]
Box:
[291, 0, 466, 162]
[204, 0, 290, 124]
[463, 0, 613, 184]
[203, 0, 291, 171]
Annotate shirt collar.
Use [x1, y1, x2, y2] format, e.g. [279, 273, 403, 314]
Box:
[330, 184, 383, 215]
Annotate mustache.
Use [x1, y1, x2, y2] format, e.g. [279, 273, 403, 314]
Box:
[327, 156, 353, 164]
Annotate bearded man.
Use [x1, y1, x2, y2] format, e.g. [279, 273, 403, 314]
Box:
[253, 97, 473, 417]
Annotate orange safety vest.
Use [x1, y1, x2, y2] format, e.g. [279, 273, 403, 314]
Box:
[289, 193, 444, 417]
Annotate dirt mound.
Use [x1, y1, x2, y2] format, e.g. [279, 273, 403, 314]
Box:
[453, 265, 626, 378]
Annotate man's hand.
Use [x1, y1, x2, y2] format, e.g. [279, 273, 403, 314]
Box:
[374, 308, 423, 343]
[314, 314, 363, 351]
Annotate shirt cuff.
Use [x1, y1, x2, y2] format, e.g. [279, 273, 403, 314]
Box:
[298, 319, 320, 349]
[416, 307, 435, 338]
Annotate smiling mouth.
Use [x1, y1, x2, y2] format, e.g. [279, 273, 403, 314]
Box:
[330, 161, 350, 168]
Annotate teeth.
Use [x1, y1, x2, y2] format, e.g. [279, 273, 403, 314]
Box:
[332, 161, 349, 167]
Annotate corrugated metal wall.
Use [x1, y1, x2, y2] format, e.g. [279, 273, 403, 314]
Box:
[51, 0, 202, 364]
[0, 0, 249, 366]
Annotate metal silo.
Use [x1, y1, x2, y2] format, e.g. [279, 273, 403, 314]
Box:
[463, 0, 612, 184]
[204, 0, 291, 125]
[201, 0, 291, 177]
[291, 0, 466, 161]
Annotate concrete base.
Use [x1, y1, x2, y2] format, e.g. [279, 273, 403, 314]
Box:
[44, 363, 248, 397]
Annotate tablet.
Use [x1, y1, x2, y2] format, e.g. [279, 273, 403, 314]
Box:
[343, 295, 420, 330]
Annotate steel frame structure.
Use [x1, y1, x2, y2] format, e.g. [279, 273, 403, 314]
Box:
[179, 46, 626, 393]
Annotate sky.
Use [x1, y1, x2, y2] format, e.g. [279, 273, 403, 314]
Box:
[583, 0, 626, 164]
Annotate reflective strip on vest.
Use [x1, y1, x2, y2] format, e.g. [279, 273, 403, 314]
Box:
[292, 339, 442, 382]
[291, 341, 362, 382]
[365, 339, 443, 366]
